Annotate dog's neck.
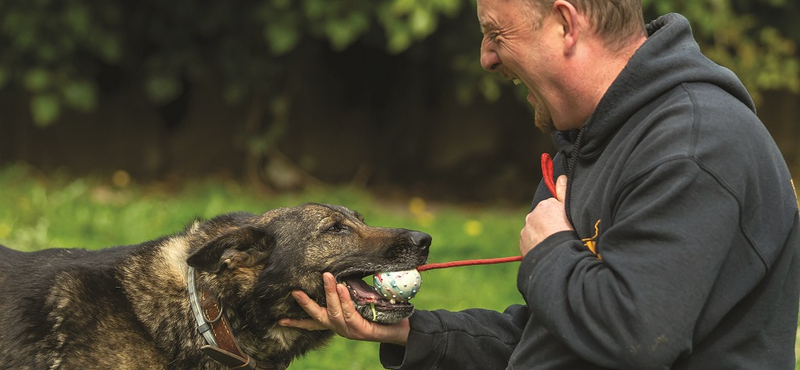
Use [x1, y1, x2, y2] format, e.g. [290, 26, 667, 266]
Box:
[187, 266, 289, 370]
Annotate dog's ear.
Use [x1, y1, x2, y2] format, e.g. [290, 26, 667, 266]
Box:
[187, 227, 274, 273]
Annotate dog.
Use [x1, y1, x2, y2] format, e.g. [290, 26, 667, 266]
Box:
[0, 203, 431, 369]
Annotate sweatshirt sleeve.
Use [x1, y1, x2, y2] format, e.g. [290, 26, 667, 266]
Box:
[518, 158, 746, 369]
[379, 305, 528, 369]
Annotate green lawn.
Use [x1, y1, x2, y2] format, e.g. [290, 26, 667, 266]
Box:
[0, 164, 526, 369]
[1, 164, 797, 369]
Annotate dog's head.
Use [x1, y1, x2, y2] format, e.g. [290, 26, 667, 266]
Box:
[185, 203, 431, 329]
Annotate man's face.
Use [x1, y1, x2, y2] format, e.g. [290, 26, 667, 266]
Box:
[478, 0, 556, 130]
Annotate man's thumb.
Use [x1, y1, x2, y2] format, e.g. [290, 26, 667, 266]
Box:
[556, 175, 568, 202]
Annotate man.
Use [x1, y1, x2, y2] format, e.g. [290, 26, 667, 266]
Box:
[280, 0, 800, 368]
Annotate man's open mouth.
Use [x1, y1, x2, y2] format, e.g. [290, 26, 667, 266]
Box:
[336, 271, 415, 324]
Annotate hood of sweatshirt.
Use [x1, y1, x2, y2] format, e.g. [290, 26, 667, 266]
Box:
[553, 13, 755, 160]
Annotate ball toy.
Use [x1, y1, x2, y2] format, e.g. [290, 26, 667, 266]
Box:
[373, 269, 422, 304]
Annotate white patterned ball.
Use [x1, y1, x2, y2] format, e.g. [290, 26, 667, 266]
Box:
[373, 269, 422, 303]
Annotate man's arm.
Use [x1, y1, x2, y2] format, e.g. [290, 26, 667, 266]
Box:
[281, 273, 529, 369]
[379, 305, 528, 369]
[519, 159, 742, 369]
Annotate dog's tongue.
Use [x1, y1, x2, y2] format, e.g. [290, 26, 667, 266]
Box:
[344, 278, 382, 302]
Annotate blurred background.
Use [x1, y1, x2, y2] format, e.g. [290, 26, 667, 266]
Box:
[0, 1, 799, 368]
[0, 0, 797, 206]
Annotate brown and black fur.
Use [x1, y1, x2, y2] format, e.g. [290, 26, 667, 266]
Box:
[0, 203, 431, 369]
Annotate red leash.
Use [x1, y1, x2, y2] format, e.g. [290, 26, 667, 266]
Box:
[417, 256, 523, 271]
[417, 153, 556, 272]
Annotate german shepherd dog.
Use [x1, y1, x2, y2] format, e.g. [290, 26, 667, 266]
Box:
[0, 203, 431, 369]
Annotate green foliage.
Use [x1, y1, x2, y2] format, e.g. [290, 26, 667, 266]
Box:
[0, 0, 467, 126]
[643, 0, 800, 102]
[0, 0, 118, 126]
[0, 0, 797, 125]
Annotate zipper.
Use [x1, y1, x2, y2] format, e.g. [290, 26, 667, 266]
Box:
[563, 127, 586, 226]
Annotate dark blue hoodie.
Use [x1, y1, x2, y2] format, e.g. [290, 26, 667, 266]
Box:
[380, 13, 800, 370]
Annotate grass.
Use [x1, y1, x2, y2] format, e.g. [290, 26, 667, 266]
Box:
[0, 164, 526, 369]
[1, 164, 797, 369]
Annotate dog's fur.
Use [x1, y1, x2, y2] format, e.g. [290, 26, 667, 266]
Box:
[0, 203, 430, 369]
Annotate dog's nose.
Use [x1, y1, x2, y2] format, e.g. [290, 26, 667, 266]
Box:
[409, 231, 432, 255]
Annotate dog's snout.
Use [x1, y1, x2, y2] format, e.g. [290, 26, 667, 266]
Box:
[409, 231, 432, 254]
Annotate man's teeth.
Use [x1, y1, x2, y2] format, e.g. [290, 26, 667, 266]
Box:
[512, 78, 522, 85]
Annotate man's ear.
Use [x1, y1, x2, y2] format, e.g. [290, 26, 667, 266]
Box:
[553, 0, 580, 51]
[187, 227, 274, 273]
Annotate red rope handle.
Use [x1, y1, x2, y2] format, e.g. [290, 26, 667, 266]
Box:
[417, 256, 523, 271]
[416, 152, 554, 272]
[541, 152, 557, 197]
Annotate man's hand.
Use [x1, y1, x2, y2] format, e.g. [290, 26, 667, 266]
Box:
[279, 272, 411, 346]
[520, 175, 573, 256]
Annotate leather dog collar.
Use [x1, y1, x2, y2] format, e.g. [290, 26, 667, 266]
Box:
[188, 267, 288, 370]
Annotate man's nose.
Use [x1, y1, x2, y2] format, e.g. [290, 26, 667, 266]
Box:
[480, 46, 501, 72]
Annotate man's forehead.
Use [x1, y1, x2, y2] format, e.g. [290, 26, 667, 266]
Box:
[479, 18, 493, 33]
[476, 0, 497, 31]
[477, 0, 523, 27]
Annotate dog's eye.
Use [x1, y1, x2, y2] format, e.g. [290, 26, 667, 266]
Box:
[326, 224, 348, 233]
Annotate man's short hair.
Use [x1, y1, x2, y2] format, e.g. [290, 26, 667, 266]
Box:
[527, 0, 646, 51]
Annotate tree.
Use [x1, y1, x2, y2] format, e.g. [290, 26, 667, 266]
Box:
[0, 0, 464, 127]
[643, 0, 799, 102]
[2, 0, 796, 127]
[0, 0, 797, 188]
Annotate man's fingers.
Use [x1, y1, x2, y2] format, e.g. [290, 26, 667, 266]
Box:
[329, 277, 363, 338]
[290, 291, 329, 324]
[337, 285, 368, 331]
[555, 175, 568, 202]
[322, 272, 344, 319]
[336, 283, 359, 321]
[282, 272, 411, 345]
[291, 290, 317, 312]
[281, 290, 333, 331]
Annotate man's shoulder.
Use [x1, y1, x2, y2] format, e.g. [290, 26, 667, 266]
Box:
[632, 81, 763, 145]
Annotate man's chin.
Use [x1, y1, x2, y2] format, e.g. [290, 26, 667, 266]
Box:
[529, 94, 553, 131]
[534, 115, 554, 131]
